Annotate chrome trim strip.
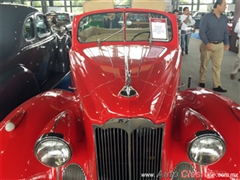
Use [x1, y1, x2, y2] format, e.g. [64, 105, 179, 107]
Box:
[56, 167, 60, 180]
[124, 46, 131, 87]
[51, 111, 67, 132]
[118, 46, 139, 98]
[21, 35, 55, 51]
[94, 118, 163, 132]
[185, 108, 208, 129]
[199, 165, 203, 180]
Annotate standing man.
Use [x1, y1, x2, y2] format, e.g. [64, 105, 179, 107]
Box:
[230, 17, 240, 81]
[180, 7, 195, 56]
[199, 0, 229, 92]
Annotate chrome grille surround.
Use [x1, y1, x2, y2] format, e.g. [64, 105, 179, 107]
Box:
[62, 163, 86, 180]
[172, 162, 197, 180]
[94, 118, 164, 180]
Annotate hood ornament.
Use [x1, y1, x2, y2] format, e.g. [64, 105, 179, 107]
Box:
[119, 85, 137, 97]
[119, 47, 138, 98]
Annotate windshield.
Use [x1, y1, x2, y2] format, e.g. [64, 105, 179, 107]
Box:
[46, 13, 72, 23]
[78, 11, 173, 43]
[57, 14, 70, 21]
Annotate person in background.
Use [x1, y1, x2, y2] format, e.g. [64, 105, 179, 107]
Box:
[198, 0, 229, 93]
[172, 9, 182, 30]
[178, 9, 183, 16]
[180, 7, 195, 56]
[172, 9, 179, 16]
[230, 17, 240, 81]
[227, 18, 232, 43]
[103, 13, 120, 29]
[172, 9, 182, 44]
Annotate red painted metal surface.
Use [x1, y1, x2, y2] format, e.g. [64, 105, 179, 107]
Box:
[0, 8, 239, 180]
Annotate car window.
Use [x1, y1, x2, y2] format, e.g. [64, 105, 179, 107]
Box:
[78, 11, 172, 43]
[194, 12, 206, 19]
[36, 15, 51, 37]
[23, 18, 35, 40]
[57, 14, 70, 22]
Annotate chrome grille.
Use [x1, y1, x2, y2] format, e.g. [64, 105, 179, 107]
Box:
[94, 118, 164, 180]
[172, 162, 196, 180]
[62, 163, 86, 180]
[95, 128, 129, 180]
[131, 128, 162, 180]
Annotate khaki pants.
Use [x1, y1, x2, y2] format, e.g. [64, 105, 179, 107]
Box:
[231, 39, 240, 74]
[199, 41, 224, 88]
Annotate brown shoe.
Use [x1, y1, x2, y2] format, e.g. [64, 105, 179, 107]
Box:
[230, 73, 236, 80]
[238, 78, 240, 82]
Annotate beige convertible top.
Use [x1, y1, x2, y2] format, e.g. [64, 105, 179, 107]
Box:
[83, 0, 114, 13]
[83, 0, 166, 13]
[131, 0, 166, 11]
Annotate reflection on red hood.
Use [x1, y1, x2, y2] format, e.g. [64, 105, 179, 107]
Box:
[70, 44, 180, 123]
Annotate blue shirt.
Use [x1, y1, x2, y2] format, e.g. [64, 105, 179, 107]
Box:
[199, 12, 229, 45]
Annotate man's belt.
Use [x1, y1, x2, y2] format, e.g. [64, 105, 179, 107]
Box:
[210, 41, 222, 44]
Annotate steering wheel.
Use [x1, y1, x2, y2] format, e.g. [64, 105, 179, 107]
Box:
[131, 31, 150, 41]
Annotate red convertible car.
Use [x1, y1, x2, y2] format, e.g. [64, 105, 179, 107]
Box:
[0, 6, 240, 180]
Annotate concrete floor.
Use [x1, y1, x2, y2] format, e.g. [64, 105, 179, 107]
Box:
[180, 35, 240, 104]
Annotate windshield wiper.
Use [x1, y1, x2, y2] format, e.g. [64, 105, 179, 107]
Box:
[97, 27, 124, 46]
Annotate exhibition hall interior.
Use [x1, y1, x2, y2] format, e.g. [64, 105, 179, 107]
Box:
[0, 0, 239, 179]
[1, 0, 239, 102]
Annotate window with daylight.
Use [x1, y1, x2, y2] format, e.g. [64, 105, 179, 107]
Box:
[179, 0, 192, 5]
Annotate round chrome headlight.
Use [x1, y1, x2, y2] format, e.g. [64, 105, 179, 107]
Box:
[188, 130, 226, 165]
[34, 133, 72, 168]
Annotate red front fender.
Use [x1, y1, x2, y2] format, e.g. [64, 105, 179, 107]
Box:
[173, 88, 240, 179]
[0, 90, 80, 179]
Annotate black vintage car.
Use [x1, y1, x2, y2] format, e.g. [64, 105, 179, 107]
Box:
[0, 3, 71, 120]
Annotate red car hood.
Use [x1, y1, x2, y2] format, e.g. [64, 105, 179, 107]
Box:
[71, 44, 180, 123]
